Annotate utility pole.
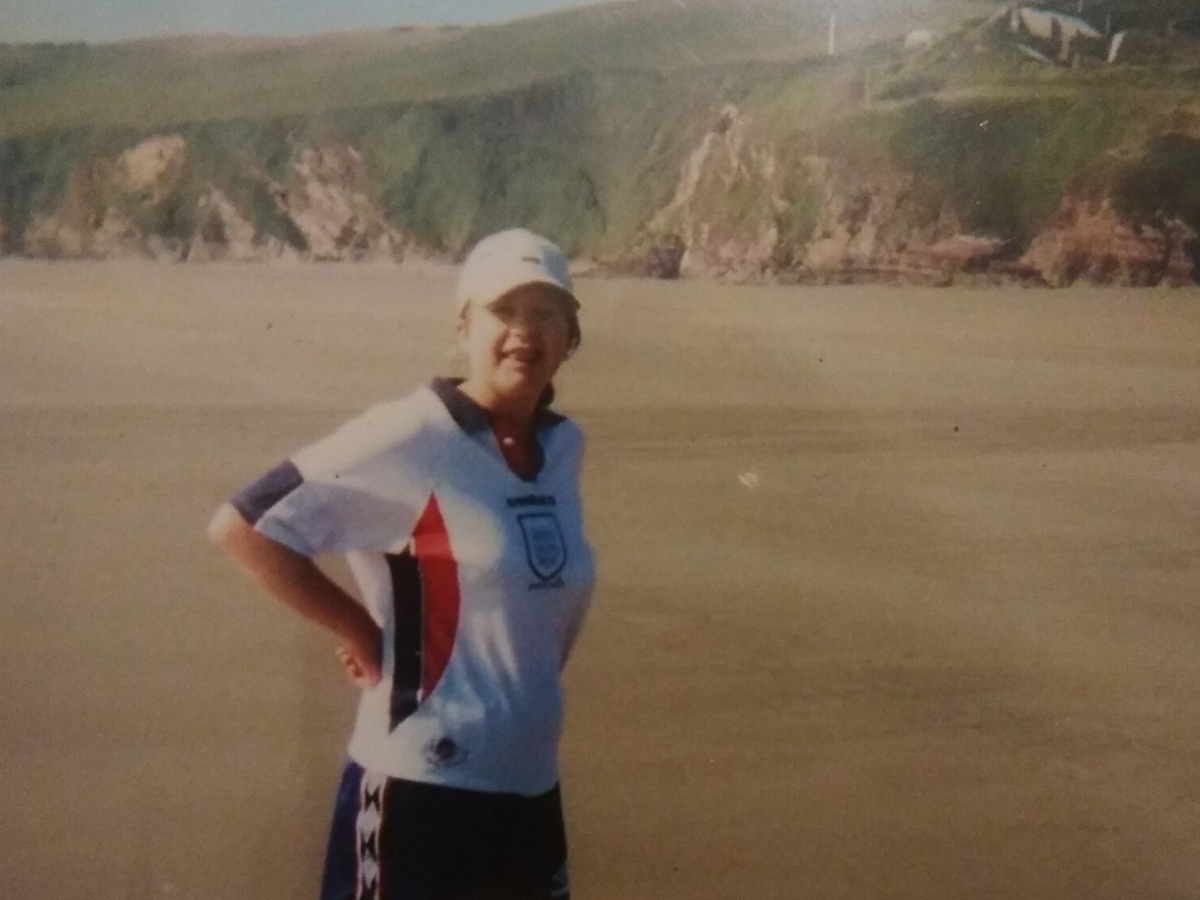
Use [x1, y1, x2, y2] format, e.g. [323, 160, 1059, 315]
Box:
[828, 10, 837, 56]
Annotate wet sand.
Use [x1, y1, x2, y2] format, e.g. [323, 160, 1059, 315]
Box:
[2, 261, 1199, 900]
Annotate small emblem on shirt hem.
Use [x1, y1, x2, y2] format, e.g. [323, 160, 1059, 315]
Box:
[423, 736, 468, 768]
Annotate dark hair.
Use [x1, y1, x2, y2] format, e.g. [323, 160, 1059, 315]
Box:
[539, 304, 580, 413]
[564, 304, 582, 354]
[537, 383, 557, 412]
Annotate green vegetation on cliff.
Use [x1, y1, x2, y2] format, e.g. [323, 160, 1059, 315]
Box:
[1, 0, 1197, 282]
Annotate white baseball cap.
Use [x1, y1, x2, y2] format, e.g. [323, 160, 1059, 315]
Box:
[455, 228, 577, 316]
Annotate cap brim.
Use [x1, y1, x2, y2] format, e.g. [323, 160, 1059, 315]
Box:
[473, 276, 578, 311]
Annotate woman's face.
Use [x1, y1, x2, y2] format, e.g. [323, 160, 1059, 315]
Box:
[458, 281, 574, 407]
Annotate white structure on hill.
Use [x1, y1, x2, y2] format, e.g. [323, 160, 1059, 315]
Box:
[1010, 6, 1102, 42]
[1009, 5, 1104, 64]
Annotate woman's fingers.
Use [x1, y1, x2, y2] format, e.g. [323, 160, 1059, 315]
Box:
[355, 650, 382, 686]
[336, 645, 366, 681]
[348, 619, 384, 687]
[336, 643, 380, 688]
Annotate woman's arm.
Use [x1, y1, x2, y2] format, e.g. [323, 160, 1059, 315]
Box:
[207, 503, 383, 687]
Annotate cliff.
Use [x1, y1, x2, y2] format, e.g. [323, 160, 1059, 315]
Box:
[1, 0, 1198, 285]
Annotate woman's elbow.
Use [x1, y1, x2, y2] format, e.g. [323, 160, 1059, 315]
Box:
[207, 503, 246, 549]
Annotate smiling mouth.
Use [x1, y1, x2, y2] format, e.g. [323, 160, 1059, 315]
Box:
[504, 348, 542, 366]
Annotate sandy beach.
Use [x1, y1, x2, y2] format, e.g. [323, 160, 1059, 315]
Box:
[2, 261, 1199, 900]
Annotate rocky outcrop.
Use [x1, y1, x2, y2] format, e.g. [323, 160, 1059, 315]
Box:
[25, 160, 117, 258]
[24, 136, 191, 259]
[596, 233, 687, 278]
[790, 159, 969, 283]
[600, 103, 1198, 287]
[185, 189, 300, 262]
[17, 133, 420, 262]
[629, 104, 782, 279]
[5, 117, 1197, 287]
[276, 144, 410, 261]
[1020, 198, 1197, 287]
[120, 135, 188, 202]
[611, 105, 1009, 284]
[914, 234, 1009, 272]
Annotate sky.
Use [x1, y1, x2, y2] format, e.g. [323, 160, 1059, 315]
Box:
[0, 0, 616, 44]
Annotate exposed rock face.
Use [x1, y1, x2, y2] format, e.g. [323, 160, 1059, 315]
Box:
[1021, 198, 1197, 287]
[6, 121, 1197, 287]
[599, 233, 686, 278]
[186, 189, 300, 262]
[25, 136, 192, 259]
[25, 161, 115, 258]
[617, 105, 1007, 284]
[915, 234, 1009, 272]
[639, 105, 783, 279]
[609, 103, 1197, 287]
[18, 134, 419, 262]
[278, 144, 410, 261]
[89, 209, 148, 258]
[794, 159, 964, 282]
[120, 135, 187, 201]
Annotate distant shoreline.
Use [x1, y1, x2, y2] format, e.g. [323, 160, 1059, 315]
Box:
[4, 256, 1199, 291]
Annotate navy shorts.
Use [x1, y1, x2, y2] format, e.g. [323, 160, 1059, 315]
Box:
[318, 760, 570, 900]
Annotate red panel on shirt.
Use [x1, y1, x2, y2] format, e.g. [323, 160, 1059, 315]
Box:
[412, 495, 461, 700]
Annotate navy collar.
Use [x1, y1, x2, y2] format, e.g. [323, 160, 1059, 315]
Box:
[430, 378, 564, 482]
[429, 377, 565, 435]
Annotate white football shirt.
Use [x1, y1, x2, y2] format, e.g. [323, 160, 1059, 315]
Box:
[232, 379, 595, 795]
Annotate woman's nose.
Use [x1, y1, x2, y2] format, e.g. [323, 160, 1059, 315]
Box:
[509, 310, 539, 335]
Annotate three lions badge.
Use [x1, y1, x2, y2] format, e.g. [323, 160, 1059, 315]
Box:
[518, 512, 567, 587]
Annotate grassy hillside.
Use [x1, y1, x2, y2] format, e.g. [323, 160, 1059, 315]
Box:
[0, 0, 986, 252]
[756, 29, 1200, 231]
[1, 0, 1198, 282]
[0, 0, 988, 138]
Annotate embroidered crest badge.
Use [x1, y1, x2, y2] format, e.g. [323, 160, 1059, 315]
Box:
[518, 512, 568, 582]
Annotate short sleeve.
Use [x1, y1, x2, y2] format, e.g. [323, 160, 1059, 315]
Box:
[231, 398, 431, 557]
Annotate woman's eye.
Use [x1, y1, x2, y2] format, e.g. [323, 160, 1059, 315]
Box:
[486, 297, 565, 328]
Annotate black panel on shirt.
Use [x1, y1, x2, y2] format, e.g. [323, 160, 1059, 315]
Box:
[231, 460, 304, 525]
[387, 549, 423, 731]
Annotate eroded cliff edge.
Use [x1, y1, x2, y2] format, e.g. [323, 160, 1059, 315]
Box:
[2, 6, 1198, 286]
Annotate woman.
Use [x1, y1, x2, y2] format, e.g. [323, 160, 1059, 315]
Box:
[208, 228, 595, 900]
